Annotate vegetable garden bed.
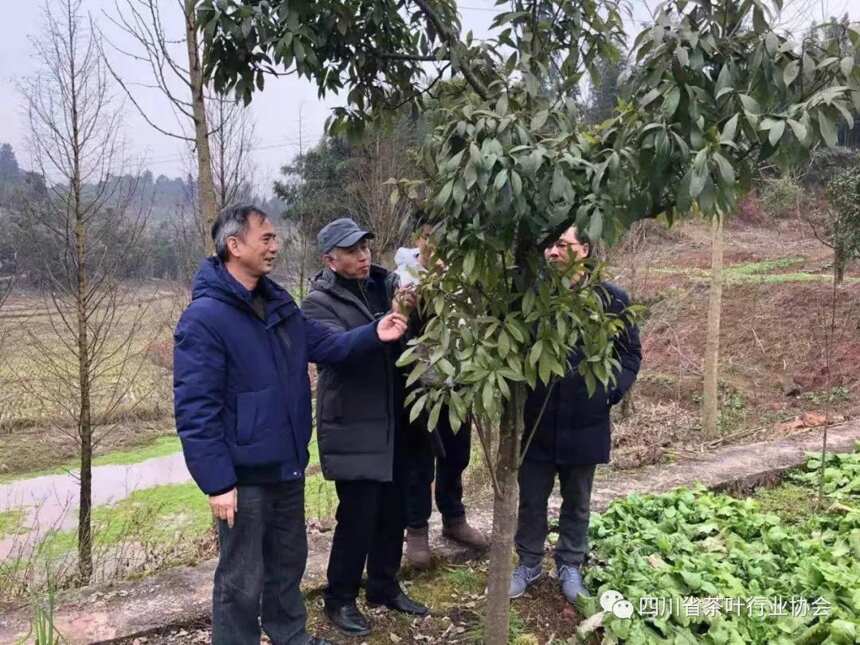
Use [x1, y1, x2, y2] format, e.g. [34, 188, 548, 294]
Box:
[580, 443, 860, 644]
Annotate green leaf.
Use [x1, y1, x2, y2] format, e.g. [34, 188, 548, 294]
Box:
[529, 340, 544, 366]
[435, 179, 454, 206]
[482, 379, 495, 413]
[738, 94, 761, 115]
[720, 114, 739, 142]
[690, 150, 709, 198]
[663, 86, 681, 118]
[783, 60, 800, 86]
[587, 210, 603, 241]
[639, 88, 660, 108]
[522, 289, 535, 315]
[768, 120, 786, 146]
[510, 170, 522, 196]
[448, 404, 462, 433]
[427, 399, 443, 432]
[787, 118, 808, 142]
[841, 56, 854, 79]
[531, 110, 549, 130]
[498, 330, 510, 358]
[494, 169, 509, 190]
[819, 112, 838, 147]
[496, 94, 509, 116]
[715, 64, 732, 94]
[409, 393, 428, 423]
[406, 362, 430, 388]
[712, 152, 735, 185]
[765, 31, 779, 54]
[463, 250, 476, 277]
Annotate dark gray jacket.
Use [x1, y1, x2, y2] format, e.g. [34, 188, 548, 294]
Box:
[302, 265, 402, 482]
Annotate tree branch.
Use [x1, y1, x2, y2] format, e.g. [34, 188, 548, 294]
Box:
[410, 0, 489, 100]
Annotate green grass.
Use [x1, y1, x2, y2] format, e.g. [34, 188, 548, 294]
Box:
[0, 434, 182, 484]
[439, 564, 486, 595]
[93, 435, 181, 467]
[308, 430, 321, 468]
[727, 257, 805, 275]
[305, 473, 337, 520]
[38, 482, 211, 558]
[36, 471, 339, 559]
[753, 481, 819, 524]
[0, 509, 26, 538]
[654, 256, 860, 285]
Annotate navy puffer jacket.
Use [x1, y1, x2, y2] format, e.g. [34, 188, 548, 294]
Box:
[173, 258, 382, 494]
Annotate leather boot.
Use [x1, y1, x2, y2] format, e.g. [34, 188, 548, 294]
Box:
[405, 526, 432, 569]
[442, 516, 489, 548]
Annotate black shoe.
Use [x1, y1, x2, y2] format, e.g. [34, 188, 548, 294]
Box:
[308, 638, 336, 645]
[324, 602, 370, 636]
[367, 591, 430, 616]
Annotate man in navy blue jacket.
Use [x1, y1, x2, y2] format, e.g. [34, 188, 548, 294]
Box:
[173, 204, 408, 645]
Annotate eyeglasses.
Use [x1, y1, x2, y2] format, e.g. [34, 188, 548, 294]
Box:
[548, 239, 581, 251]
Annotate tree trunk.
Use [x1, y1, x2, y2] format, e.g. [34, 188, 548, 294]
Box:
[833, 243, 845, 286]
[74, 191, 93, 584]
[619, 383, 636, 420]
[484, 383, 525, 645]
[185, 0, 217, 255]
[701, 213, 724, 437]
[77, 391, 93, 583]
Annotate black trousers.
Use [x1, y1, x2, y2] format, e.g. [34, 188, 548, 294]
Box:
[212, 481, 308, 645]
[405, 411, 471, 529]
[324, 477, 407, 606]
[514, 459, 596, 569]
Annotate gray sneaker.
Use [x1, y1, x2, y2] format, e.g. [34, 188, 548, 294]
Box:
[508, 563, 543, 598]
[558, 564, 589, 603]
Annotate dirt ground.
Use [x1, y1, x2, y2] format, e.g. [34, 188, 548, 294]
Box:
[115, 560, 584, 645]
[602, 213, 860, 473]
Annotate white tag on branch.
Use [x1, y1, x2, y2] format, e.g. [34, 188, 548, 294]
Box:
[394, 246, 423, 287]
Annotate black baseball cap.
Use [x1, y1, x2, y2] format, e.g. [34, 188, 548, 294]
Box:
[318, 217, 375, 254]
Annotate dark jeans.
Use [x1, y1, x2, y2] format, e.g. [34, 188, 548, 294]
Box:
[212, 481, 309, 645]
[324, 478, 406, 607]
[405, 412, 471, 529]
[515, 460, 596, 569]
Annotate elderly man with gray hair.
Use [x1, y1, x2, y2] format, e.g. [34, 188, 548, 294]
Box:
[173, 205, 409, 645]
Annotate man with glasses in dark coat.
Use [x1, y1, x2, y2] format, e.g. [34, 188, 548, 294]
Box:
[509, 225, 641, 604]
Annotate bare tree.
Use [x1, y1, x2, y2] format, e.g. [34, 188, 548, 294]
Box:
[21, 0, 149, 583]
[102, 0, 218, 254]
[209, 94, 256, 210]
[342, 121, 419, 260]
[165, 95, 256, 286]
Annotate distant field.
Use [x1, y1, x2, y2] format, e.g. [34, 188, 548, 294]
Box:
[0, 285, 182, 434]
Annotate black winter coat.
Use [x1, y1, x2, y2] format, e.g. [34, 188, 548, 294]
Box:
[302, 266, 402, 482]
[522, 282, 641, 465]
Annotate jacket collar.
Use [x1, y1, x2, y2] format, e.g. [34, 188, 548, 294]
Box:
[192, 257, 298, 328]
[311, 265, 391, 323]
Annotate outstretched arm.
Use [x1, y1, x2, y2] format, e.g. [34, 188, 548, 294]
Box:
[301, 295, 408, 364]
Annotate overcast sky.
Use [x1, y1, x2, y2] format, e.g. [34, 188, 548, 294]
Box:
[0, 0, 856, 196]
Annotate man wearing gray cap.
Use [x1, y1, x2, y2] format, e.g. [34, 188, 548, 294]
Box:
[302, 217, 427, 637]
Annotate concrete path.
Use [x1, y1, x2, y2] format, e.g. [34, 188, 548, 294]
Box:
[0, 453, 190, 560]
[0, 421, 858, 644]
